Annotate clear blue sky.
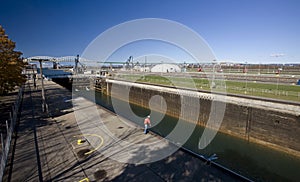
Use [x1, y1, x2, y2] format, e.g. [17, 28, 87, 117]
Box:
[0, 0, 299, 63]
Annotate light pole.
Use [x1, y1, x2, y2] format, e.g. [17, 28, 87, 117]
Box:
[38, 59, 48, 113]
[211, 59, 217, 89]
[276, 74, 279, 95]
[276, 68, 282, 95]
[143, 56, 146, 79]
[245, 61, 248, 94]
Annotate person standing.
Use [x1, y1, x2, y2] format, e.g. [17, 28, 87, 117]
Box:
[144, 115, 151, 134]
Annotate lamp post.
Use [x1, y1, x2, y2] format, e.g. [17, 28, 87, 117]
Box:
[245, 61, 248, 94]
[211, 59, 217, 89]
[276, 74, 279, 95]
[38, 59, 48, 113]
[143, 56, 147, 79]
[276, 68, 282, 95]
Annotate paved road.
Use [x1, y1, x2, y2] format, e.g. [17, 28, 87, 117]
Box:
[3, 79, 243, 181]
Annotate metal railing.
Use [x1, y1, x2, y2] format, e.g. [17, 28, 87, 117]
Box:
[0, 85, 23, 181]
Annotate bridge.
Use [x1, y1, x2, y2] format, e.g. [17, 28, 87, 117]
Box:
[25, 55, 199, 70]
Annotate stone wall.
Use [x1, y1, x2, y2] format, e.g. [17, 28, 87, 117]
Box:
[249, 108, 300, 152]
[105, 79, 300, 157]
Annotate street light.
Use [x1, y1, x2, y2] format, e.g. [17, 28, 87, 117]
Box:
[276, 68, 282, 95]
[31, 58, 49, 113]
[245, 62, 248, 94]
[211, 59, 217, 89]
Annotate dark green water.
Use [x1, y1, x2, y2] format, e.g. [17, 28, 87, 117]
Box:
[92, 91, 300, 182]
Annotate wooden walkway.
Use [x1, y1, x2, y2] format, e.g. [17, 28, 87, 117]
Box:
[3, 80, 242, 181]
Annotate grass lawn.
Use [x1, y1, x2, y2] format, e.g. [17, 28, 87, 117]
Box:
[115, 74, 300, 102]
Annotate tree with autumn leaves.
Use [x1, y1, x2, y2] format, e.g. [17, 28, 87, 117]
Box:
[0, 25, 26, 95]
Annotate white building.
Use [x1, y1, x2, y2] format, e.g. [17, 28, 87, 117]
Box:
[151, 64, 181, 73]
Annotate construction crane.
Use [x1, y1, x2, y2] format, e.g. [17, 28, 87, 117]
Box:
[124, 56, 134, 70]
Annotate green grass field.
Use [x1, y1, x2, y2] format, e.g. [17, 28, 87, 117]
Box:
[115, 74, 300, 102]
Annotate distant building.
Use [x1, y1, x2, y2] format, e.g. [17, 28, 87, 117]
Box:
[151, 64, 181, 73]
[139, 66, 151, 72]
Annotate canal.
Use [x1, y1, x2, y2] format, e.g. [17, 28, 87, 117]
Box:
[84, 90, 300, 182]
[46, 66, 300, 181]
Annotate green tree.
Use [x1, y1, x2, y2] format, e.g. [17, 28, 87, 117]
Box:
[0, 25, 26, 95]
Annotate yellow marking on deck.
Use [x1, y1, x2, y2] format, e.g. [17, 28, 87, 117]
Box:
[77, 139, 83, 145]
[79, 177, 89, 182]
[74, 134, 104, 155]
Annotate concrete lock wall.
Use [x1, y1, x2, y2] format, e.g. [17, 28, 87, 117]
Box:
[105, 79, 300, 157]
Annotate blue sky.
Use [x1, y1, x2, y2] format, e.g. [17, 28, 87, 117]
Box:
[0, 0, 299, 63]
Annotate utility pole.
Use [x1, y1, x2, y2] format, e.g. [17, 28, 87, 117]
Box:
[211, 59, 217, 89]
[245, 61, 248, 94]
